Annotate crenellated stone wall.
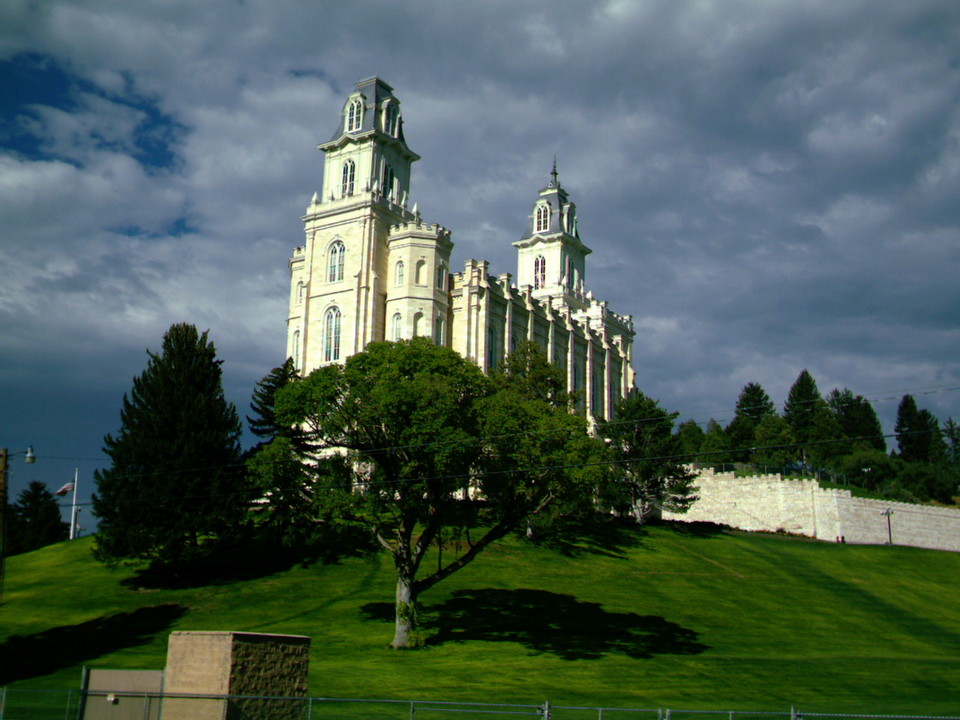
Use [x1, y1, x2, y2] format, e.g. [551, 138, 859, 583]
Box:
[661, 469, 960, 552]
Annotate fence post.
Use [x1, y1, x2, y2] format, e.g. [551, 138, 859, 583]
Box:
[410, 701, 416, 720]
[543, 700, 551, 720]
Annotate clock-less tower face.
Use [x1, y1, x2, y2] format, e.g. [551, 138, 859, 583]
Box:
[513, 164, 592, 309]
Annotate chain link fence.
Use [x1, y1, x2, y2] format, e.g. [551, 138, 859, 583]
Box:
[1, 689, 958, 720]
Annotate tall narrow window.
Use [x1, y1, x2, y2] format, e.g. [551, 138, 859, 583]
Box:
[392, 312, 402, 341]
[535, 204, 550, 233]
[383, 165, 396, 201]
[487, 326, 500, 370]
[435, 264, 446, 290]
[395, 260, 405, 286]
[347, 99, 362, 132]
[292, 330, 300, 370]
[386, 103, 400, 136]
[415, 259, 425, 285]
[328, 240, 345, 283]
[341, 160, 355, 197]
[324, 306, 341, 362]
[296, 281, 304, 304]
[434, 315, 445, 345]
[534, 255, 546, 290]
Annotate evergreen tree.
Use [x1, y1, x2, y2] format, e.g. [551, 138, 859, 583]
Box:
[943, 418, 960, 465]
[894, 395, 944, 463]
[726, 382, 775, 461]
[751, 415, 795, 469]
[246, 359, 315, 546]
[699, 419, 732, 467]
[5, 481, 68, 556]
[783, 369, 827, 462]
[600, 393, 697, 520]
[676, 419, 706, 459]
[247, 358, 301, 441]
[92, 323, 245, 570]
[826, 388, 886, 452]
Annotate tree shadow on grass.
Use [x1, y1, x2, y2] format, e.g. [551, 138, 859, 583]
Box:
[655, 520, 730, 538]
[0, 604, 186, 684]
[123, 525, 379, 590]
[361, 589, 708, 660]
[526, 515, 649, 559]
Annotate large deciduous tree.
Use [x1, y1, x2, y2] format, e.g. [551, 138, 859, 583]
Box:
[599, 393, 698, 521]
[92, 323, 245, 571]
[274, 339, 604, 649]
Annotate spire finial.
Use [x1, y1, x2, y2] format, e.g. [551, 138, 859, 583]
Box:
[550, 156, 558, 186]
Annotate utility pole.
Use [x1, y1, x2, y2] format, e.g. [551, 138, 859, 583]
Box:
[0, 446, 36, 603]
[881, 508, 894, 545]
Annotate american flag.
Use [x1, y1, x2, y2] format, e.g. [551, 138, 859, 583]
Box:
[55, 482, 75, 496]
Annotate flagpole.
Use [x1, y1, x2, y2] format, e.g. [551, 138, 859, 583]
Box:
[70, 468, 78, 540]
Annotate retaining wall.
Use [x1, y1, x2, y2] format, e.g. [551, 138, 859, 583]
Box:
[661, 469, 960, 552]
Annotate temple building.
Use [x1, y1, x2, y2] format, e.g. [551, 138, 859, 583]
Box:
[286, 77, 636, 420]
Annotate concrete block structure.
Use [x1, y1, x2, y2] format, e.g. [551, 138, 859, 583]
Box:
[162, 631, 310, 720]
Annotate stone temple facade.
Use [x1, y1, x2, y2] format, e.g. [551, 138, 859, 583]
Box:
[286, 77, 636, 420]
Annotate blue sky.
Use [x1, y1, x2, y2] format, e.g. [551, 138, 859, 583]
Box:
[1, 0, 959, 531]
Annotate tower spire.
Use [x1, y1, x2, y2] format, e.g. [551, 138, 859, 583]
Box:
[550, 156, 558, 187]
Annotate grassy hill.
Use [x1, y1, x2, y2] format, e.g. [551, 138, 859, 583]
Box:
[2, 522, 959, 714]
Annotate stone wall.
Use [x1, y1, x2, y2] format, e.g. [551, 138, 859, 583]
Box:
[661, 469, 960, 552]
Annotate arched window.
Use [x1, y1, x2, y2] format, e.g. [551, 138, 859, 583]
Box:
[346, 99, 362, 132]
[341, 160, 355, 197]
[383, 165, 396, 201]
[434, 315, 445, 345]
[413, 311, 423, 337]
[292, 329, 300, 370]
[435, 264, 446, 290]
[534, 255, 546, 290]
[328, 240, 345, 283]
[385, 103, 400, 136]
[392, 312, 402, 341]
[296, 281, 304, 304]
[395, 260, 405, 286]
[324, 306, 341, 362]
[415, 259, 426, 285]
[535, 204, 550, 233]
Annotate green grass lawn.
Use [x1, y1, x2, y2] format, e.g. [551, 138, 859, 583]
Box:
[2, 522, 958, 714]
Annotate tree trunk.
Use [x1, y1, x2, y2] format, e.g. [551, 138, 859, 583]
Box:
[391, 569, 421, 649]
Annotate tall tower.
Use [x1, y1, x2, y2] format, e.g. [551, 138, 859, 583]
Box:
[513, 162, 591, 308]
[288, 78, 451, 372]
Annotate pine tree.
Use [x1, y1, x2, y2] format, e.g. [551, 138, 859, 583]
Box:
[726, 382, 775, 461]
[826, 388, 886, 452]
[5, 481, 68, 556]
[92, 323, 245, 570]
[943, 418, 960, 465]
[783, 370, 827, 462]
[247, 358, 301, 442]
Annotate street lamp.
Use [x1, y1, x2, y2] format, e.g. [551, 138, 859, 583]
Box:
[1, 446, 37, 603]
